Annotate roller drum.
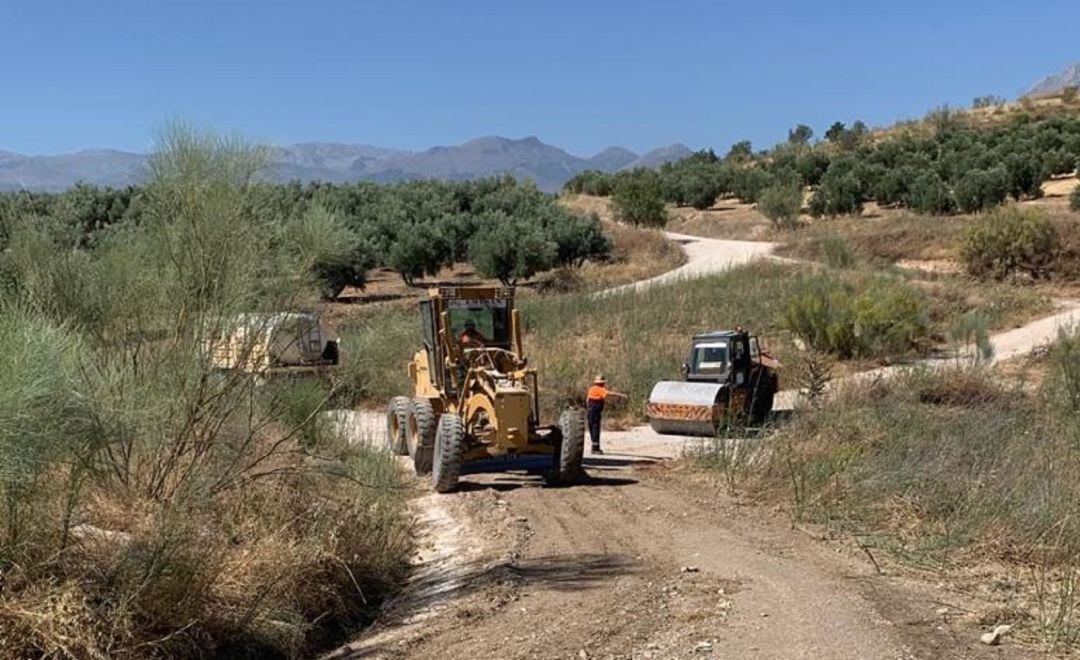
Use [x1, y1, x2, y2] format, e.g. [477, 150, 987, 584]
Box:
[645, 380, 726, 436]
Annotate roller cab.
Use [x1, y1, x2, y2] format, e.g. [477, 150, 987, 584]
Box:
[646, 330, 778, 436]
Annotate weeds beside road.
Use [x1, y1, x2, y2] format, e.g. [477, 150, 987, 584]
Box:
[0, 128, 413, 658]
[699, 335, 1080, 651]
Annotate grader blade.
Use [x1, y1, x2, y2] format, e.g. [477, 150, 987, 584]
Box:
[645, 381, 725, 436]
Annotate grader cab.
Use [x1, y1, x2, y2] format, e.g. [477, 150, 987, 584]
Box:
[386, 286, 585, 492]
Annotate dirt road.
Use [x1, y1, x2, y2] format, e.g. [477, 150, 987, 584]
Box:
[324, 234, 1053, 658]
[327, 449, 1029, 659]
[598, 231, 777, 296]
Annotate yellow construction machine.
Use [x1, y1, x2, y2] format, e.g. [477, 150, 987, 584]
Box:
[646, 329, 779, 435]
[387, 286, 586, 492]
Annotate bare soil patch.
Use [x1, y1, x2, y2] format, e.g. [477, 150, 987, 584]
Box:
[331, 463, 1036, 659]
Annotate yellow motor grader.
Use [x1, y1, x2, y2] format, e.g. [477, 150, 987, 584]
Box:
[386, 286, 586, 492]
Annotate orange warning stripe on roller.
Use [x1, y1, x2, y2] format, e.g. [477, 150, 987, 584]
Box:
[645, 402, 719, 422]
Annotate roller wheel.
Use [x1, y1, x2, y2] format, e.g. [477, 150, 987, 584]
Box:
[386, 396, 410, 455]
[408, 398, 437, 475]
[554, 409, 586, 484]
[432, 414, 465, 493]
[750, 373, 777, 426]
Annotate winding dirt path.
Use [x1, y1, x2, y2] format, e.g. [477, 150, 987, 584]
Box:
[598, 231, 777, 296]
[325, 232, 1060, 659]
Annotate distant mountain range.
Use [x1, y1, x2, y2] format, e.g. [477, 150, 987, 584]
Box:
[0, 137, 694, 193]
[1026, 62, 1080, 98]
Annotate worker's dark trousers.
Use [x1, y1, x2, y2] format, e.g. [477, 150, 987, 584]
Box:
[586, 400, 604, 450]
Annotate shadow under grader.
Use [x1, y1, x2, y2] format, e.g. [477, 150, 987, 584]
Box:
[584, 454, 661, 469]
[332, 553, 641, 659]
[452, 470, 639, 493]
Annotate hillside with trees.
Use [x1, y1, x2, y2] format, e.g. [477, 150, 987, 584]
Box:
[565, 103, 1080, 220]
[0, 176, 613, 296]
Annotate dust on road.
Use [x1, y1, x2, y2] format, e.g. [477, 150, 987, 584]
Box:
[326, 445, 1029, 659]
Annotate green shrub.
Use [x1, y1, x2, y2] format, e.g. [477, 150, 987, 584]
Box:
[784, 276, 858, 357]
[820, 233, 855, 269]
[1046, 326, 1080, 414]
[1005, 153, 1045, 200]
[809, 158, 865, 217]
[757, 183, 802, 230]
[685, 174, 722, 210]
[947, 310, 993, 364]
[954, 168, 1009, 213]
[611, 171, 667, 227]
[783, 274, 927, 359]
[851, 278, 930, 356]
[961, 205, 1059, 280]
[905, 171, 955, 214]
[973, 95, 1006, 109]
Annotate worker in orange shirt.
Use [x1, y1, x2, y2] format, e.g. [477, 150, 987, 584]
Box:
[585, 375, 626, 454]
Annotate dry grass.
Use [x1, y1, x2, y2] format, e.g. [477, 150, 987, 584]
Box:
[563, 192, 775, 241]
[872, 93, 1080, 141]
[777, 210, 969, 264]
[320, 209, 683, 331]
[0, 428, 413, 658]
[337, 255, 1050, 426]
[661, 198, 774, 240]
[705, 327, 1080, 649]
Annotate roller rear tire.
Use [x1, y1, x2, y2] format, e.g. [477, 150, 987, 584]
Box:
[409, 398, 437, 475]
[386, 396, 410, 455]
[750, 373, 777, 426]
[432, 414, 465, 493]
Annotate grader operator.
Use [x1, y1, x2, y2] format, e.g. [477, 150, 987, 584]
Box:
[386, 286, 586, 493]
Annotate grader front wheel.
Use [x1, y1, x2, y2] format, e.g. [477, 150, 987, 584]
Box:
[408, 398, 436, 475]
[432, 414, 465, 493]
[554, 409, 586, 484]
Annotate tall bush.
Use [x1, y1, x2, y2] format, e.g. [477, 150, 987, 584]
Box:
[783, 274, 928, 359]
[0, 126, 413, 657]
[757, 184, 802, 230]
[961, 205, 1059, 280]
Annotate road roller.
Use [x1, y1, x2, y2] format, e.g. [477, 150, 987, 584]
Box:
[646, 329, 779, 435]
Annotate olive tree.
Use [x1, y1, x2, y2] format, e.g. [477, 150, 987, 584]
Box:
[468, 212, 556, 285]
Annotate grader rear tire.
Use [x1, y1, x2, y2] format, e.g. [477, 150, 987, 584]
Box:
[408, 398, 436, 475]
[432, 414, 465, 493]
[556, 409, 586, 484]
[386, 396, 410, 455]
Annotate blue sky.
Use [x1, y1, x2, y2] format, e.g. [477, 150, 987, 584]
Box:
[2, 0, 1076, 156]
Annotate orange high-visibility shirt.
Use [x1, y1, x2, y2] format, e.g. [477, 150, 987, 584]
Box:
[586, 385, 610, 402]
